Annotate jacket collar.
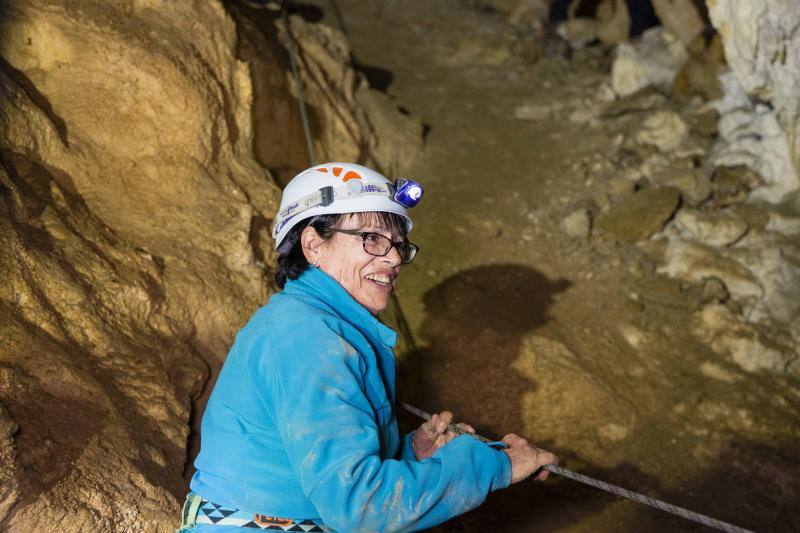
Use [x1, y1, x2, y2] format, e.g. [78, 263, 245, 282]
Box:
[284, 266, 398, 348]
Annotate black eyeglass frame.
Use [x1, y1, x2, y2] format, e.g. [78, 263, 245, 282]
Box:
[332, 229, 419, 264]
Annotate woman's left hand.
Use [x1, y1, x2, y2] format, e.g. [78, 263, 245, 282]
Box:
[411, 410, 475, 460]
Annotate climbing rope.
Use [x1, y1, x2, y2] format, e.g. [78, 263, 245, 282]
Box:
[399, 402, 753, 533]
[279, 0, 316, 165]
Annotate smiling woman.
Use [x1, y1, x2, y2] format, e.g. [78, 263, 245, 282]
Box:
[299, 213, 412, 315]
[275, 210, 411, 315]
[177, 163, 556, 532]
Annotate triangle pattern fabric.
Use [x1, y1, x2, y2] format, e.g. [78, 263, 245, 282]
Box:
[193, 497, 329, 531]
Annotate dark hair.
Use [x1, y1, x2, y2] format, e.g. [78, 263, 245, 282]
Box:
[274, 211, 408, 289]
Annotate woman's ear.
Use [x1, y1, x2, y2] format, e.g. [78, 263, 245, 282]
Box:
[300, 225, 324, 266]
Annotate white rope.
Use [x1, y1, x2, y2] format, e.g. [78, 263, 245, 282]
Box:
[399, 401, 754, 533]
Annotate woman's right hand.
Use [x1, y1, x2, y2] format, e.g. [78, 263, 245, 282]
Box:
[501, 433, 558, 484]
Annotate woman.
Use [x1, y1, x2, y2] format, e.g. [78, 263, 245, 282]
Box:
[179, 163, 556, 532]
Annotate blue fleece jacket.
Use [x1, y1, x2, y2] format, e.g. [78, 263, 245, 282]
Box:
[189, 266, 511, 532]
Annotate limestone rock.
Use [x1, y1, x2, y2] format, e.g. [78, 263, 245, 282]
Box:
[656, 222, 800, 325]
[619, 323, 647, 348]
[600, 87, 666, 118]
[355, 89, 424, 176]
[693, 305, 793, 373]
[558, 0, 631, 48]
[699, 361, 737, 382]
[635, 111, 689, 152]
[560, 208, 592, 239]
[611, 27, 687, 97]
[654, 168, 712, 207]
[280, 15, 420, 175]
[710, 165, 761, 207]
[679, 174, 713, 207]
[766, 213, 800, 236]
[507, 0, 550, 28]
[656, 239, 763, 310]
[702, 277, 730, 304]
[710, 73, 798, 203]
[672, 209, 749, 247]
[709, 0, 800, 113]
[727, 230, 800, 324]
[1, 0, 278, 524]
[0, 403, 19, 522]
[278, 16, 365, 164]
[672, 33, 725, 101]
[708, 1, 800, 203]
[557, 17, 603, 49]
[0, 1, 416, 530]
[594, 0, 631, 46]
[514, 335, 635, 464]
[596, 187, 680, 242]
[606, 174, 635, 198]
[651, 0, 707, 45]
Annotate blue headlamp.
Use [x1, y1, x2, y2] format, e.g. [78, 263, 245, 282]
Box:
[393, 178, 424, 208]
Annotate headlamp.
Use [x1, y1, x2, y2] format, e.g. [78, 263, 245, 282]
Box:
[393, 178, 424, 208]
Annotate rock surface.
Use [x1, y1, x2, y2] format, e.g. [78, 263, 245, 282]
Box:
[513, 334, 635, 464]
[708, 0, 800, 203]
[635, 110, 689, 152]
[654, 167, 712, 206]
[278, 13, 422, 176]
[0, 1, 413, 530]
[611, 27, 687, 97]
[557, 0, 631, 48]
[693, 305, 794, 373]
[672, 209, 749, 247]
[650, 0, 707, 45]
[560, 208, 592, 239]
[596, 187, 680, 242]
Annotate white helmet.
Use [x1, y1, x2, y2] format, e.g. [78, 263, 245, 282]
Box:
[272, 162, 422, 250]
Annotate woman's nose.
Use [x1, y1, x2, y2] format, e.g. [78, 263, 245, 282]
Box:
[382, 243, 402, 266]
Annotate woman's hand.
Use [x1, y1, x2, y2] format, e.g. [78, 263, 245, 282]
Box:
[501, 433, 558, 484]
[411, 410, 475, 460]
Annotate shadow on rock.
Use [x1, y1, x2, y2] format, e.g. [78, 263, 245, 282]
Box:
[398, 263, 570, 439]
[396, 264, 677, 531]
[628, 438, 800, 532]
[452, 456, 662, 532]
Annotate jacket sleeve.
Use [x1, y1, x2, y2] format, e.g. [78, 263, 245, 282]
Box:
[396, 432, 417, 461]
[262, 321, 511, 532]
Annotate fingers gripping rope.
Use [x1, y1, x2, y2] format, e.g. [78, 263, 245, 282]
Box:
[398, 402, 753, 533]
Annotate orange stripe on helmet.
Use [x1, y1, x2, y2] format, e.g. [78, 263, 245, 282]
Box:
[342, 170, 362, 182]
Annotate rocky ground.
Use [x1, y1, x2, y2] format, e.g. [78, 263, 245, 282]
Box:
[308, 1, 800, 531]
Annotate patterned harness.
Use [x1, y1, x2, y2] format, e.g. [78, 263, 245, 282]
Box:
[177, 493, 329, 532]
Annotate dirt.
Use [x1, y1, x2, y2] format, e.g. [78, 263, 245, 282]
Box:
[304, 1, 800, 531]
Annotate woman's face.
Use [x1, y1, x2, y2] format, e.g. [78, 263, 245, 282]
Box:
[310, 215, 404, 315]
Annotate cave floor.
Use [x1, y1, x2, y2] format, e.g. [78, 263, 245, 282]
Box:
[307, 1, 799, 531]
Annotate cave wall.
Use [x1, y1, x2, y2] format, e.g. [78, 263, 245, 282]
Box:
[0, 1, 277, 529]
[707, 0, 800, 203]
[0, 0, 418, 530]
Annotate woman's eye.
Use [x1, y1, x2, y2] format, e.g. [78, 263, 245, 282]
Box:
[365, 233, 381, 244]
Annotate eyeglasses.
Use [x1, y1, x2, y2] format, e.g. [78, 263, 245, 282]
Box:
[333, 229, 418, 264]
